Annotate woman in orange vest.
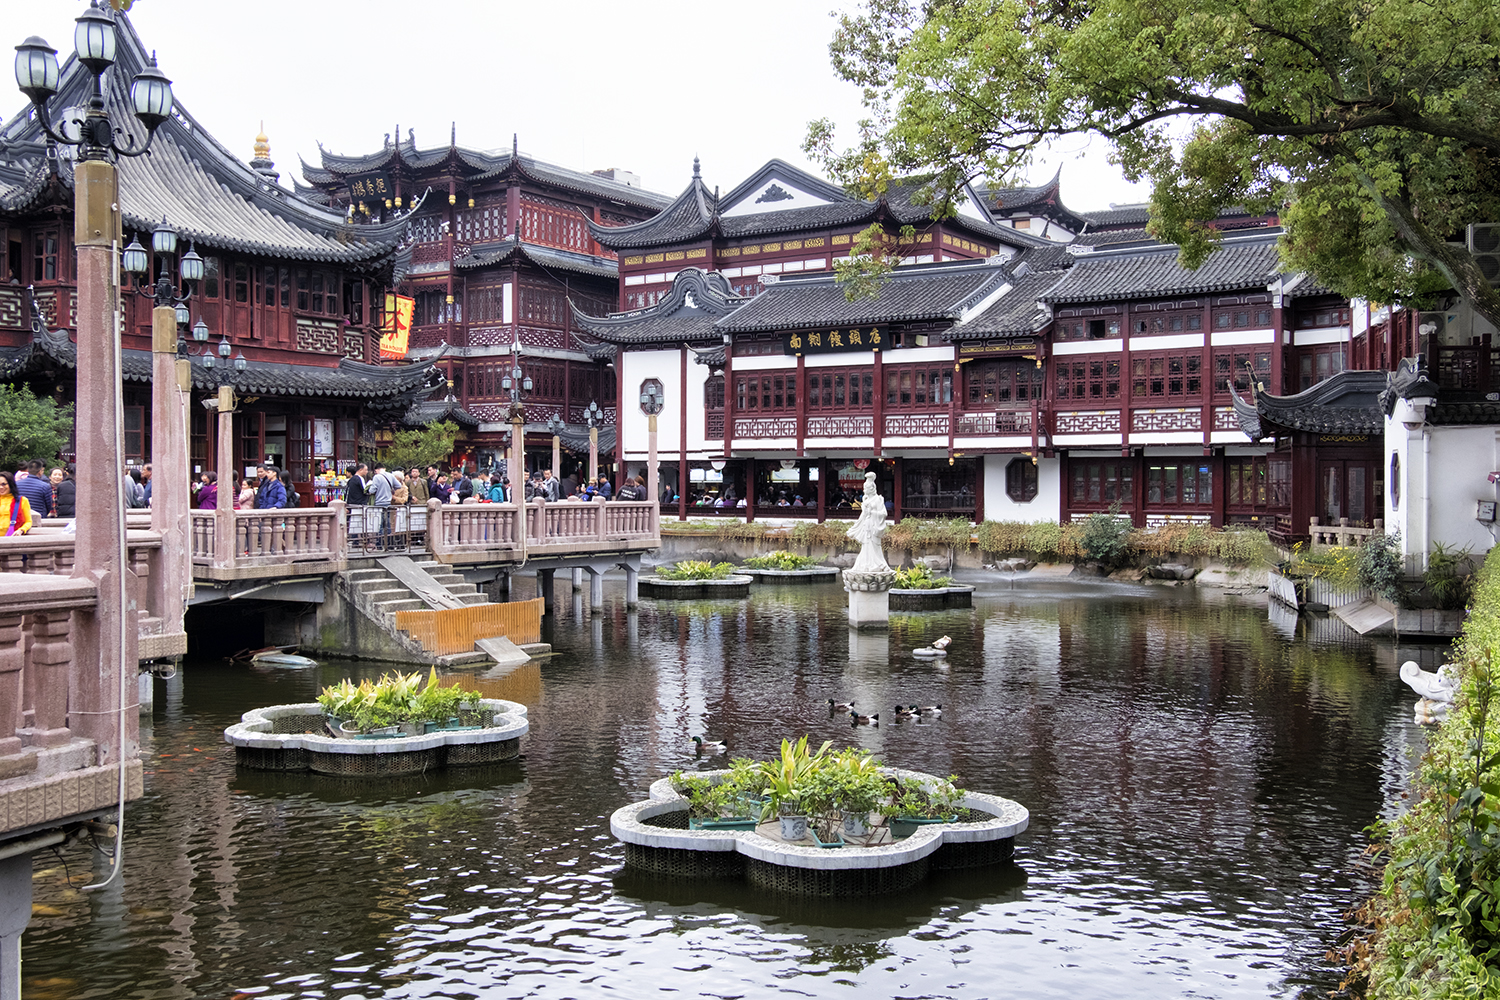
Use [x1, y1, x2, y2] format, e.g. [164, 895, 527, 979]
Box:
[0, 472, 34, 536]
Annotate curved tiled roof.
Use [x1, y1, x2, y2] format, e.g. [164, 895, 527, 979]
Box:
[951, 267, 1070, 340]
[587, 173, 717, 250]
[455, 236, 618, 280]
[1231, 370, 1388, 439]
[717, 260, 1009, 333]
[1040, 239, 1283, 304]
[573, 268, 743, 345]
[404, 397, 480, 428]
[0, 15, 408, 266]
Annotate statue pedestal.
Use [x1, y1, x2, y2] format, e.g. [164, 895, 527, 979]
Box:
[843, 570, 896, 630]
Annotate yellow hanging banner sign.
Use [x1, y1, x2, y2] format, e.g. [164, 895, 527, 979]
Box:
[378, 293, 414, 359]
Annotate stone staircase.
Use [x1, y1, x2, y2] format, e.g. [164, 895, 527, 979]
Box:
[339, 557, 493, 666]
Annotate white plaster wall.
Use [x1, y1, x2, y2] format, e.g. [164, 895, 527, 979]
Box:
[1385, 415, 1499, 567]
[983, 454, 1062, 522]
[620, 348, 683, 463]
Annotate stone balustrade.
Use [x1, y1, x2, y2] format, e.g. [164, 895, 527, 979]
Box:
[192, 502, 349, 581]
[427, 497, 660, 564]
[1308, 517, 1384, 549]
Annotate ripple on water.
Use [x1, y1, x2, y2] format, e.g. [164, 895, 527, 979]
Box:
[23, 579, 1422, 999]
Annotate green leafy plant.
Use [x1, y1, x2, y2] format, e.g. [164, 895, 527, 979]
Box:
[1080, 504, 1132, 569]
[1357, 530, 1405, 604]
[886, 774, 967, 820]
[655, 560, 736, 581]
[892, 564, 953, 590]
[316, 669, 479, 733]
[0, 384, 73, 472]
[757, 736, 833, 820]
[1426, 542, 1477, 612]
[380, 420, 459, 474]
[744, 552, 819, 571]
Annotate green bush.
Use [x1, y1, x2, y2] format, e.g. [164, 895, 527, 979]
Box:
[892, 564, 953, 589]
[1358, 531, 1405, 603]
[1360, 546, 1500, 997]
[884, 517, 973, 550]
[655, 560, 735, 580]
[1427, 543, 1477, 611]
[788, 520, 855, 549]
[744, 552, 819, 570]
[316, 669, 480, 732]
[1080, 506, 1133, 568]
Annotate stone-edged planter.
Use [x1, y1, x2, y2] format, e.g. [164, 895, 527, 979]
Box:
[889, 585, 974, 610]
[639, 574, 753, 599]
[736, 566, 840, 585]
[610, 768, 1028, 897]
[224, 699, 528, 777]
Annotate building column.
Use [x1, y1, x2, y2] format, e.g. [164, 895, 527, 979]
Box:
[571, 567, 584, 592]
[538, 569, 555, 612]
[893, 457, 904, 523]
[815, 456, 827, 524]
[624, 564, 639, 609]
[215, 389, 237, 570]
[589, 567, 604, 615]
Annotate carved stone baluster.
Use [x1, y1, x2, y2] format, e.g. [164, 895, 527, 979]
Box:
[0, 614, 24, 756]
[26, 612, 71, 747]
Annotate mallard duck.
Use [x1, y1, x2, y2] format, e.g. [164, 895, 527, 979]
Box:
[911, 704, 942, 716]
[893, 705, 915, 718]
[827, 699, 855, 711]
[691, 736, 727, 754]
[849, 710, 879, 725]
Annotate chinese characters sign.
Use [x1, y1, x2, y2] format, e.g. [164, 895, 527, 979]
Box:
[379, 293, 415, 359]
[348, 172, 392, 202]
[783, 326, 886, 356]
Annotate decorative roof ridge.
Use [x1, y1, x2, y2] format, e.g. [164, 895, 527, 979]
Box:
[586, 168, 715, 249]
[571, 267, 743, 338]
[1381, 355, 1441, 415]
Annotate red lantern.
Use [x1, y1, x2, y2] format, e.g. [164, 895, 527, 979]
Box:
[852, 459, 870, 470]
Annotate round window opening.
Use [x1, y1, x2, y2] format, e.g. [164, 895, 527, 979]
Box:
[1389, 451, 1400, 510]
[1006, 457, 1039, 503]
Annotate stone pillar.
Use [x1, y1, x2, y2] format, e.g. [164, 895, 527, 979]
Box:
[26, 612, 71, 747]
[647, 413, 659, 507]
[138, 670, 154, 714]
[0, 615, 22, 757]
[624, 564, 639, 609]
[69, 158, 139, 763]
[215, 388, 236, 569]
[0, 853, 32, 1000]
[539, 569, 555, 612]
[551, 433, 561, 485]
[589, 568, 604, 614]
[843, 570, 896, 630]
[149, 305, 190, 641]
[588, 425, 599, 486]
[571, 567, 584, 591]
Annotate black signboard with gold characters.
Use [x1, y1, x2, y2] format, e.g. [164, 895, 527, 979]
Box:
[348, 172, 393, 203]
[784, 326, 886, 356]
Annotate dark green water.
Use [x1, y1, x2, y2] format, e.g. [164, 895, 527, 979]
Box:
[25, 577, 1428, 999]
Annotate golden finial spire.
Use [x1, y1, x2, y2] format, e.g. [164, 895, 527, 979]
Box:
[253, 121, 270, 161]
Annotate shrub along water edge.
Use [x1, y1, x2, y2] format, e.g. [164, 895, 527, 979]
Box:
[1354, 545, 1500, 997]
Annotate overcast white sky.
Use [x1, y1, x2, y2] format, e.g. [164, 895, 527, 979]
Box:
[16, 0, 1147, 210]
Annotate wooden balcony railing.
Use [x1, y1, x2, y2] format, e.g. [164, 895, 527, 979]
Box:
[1434, 341, 1499, 392]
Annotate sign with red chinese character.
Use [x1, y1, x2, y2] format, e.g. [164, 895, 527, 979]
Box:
[782, 326, 885, 356]
[378, 293, 414, 359]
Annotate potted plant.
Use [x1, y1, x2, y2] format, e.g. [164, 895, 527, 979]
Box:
[757, 736, 831, 842]
[672, 761, 766, 830]
[886, 774, 967, 838]
[825, 749, 891, 839]
[315, 669, 482, 737]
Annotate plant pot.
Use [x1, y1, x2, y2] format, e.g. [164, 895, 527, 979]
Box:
[422, 717, 463, 734]
[341, 722, 399, 740]
[397, 722, 422, 738]
[688, 817, 758, 831]
[811, 825, 844, 849]
[842, 811, 870, 838]
[890, 815, 954, 839]
[779, 814, 808, 842]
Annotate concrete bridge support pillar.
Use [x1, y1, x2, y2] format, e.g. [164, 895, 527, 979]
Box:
[539, 569, 556, 613]
[589, 568, 604, 615]
[138, 669, 153, 715]
[624, 565, 639, 609]
[572, 568, 584, 592]
[0, 853, 32, 1000]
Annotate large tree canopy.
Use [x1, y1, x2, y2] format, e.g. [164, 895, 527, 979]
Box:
[806, 0, 1500, 327]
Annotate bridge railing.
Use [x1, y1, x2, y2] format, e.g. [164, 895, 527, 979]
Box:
[427, 497, 659, 562]
[190, 502, 348, 579]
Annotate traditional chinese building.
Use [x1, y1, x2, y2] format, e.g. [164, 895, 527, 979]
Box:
[299, 133, 672, 475]
[0, 13, 439, 492]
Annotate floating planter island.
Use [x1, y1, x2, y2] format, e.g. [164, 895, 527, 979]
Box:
[611, 767, 1028, 896]
[889, 584, 975, 610]
[224, 698, 528, 776]
[640, 561, 752, 599]
[736, 566, 840, 585]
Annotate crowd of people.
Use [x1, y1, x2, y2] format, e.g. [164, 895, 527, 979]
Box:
[335, 464, 659, 508]
[0, 460, 76, 536]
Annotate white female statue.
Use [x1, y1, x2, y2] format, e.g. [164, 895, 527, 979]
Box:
[847, 472, 892, 574]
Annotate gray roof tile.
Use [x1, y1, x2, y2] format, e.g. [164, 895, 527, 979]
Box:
[1041, 239, 1283, 303]
[574, 268, 743, 345]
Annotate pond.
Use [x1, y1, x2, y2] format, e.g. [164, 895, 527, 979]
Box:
[25, 576, 1430, 999]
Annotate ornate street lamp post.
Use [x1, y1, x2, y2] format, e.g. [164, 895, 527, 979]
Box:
[545, 413, 565, 490]
[583, 401, 603, 486]
[639, 380, 664, 507]
[501, 346, 532, 497]
[11, 1, 177, 857]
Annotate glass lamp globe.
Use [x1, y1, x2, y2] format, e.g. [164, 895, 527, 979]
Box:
[217, 335, 232, 359]
[179, 243, 204, 283]
[120, 237, 148, 277]
[151, 219, 177, 256]
[174, 302, 190, 326]
[128, 55, 173, 132]
[73, 4, 117, 76]
[13, 37, 60, 104]
[192, 319, 209, 343]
